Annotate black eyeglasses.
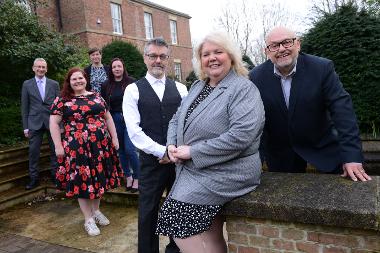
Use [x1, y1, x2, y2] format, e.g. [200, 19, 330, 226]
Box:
[266, 38, 297, 52]
[145, 54, 169, 61]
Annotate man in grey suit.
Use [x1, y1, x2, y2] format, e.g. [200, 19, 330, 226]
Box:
[21, 58, 60, 190]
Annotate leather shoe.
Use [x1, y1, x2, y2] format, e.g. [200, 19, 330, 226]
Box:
[25, 179, 40, 190]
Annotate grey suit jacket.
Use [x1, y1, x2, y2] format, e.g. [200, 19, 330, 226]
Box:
[167, 70, 265, 205]
[21, 77, 60, 130]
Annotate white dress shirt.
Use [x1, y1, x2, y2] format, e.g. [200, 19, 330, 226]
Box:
[35, 76, 47, 100]
[122, 72, 188, 159]
[274, 63, 297, 108]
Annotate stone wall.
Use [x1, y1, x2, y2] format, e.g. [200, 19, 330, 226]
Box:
[223, 173, 380, 253]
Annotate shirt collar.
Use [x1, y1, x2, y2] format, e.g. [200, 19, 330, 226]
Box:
[273, 60, 297, 78]
[145, 72, 166, 85]
[35, 76, 46, 83]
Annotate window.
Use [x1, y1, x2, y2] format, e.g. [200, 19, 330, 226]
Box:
[144, 12, 154, 39]
[170, 20, 178, 44]
[174, 63, 182, 81]
[110, 3, 122, 34]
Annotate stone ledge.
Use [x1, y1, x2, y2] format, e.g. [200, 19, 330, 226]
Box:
[223, 172, 380, 231]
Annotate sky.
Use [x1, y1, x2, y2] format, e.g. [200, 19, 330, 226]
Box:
[149, 0, 313, 43]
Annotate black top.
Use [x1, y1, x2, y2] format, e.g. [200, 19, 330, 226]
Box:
[101, 80, 124, 112]
[101, 76, 135, 112]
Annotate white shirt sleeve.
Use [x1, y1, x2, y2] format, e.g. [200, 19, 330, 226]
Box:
[175, 81, 189, 98]
[122, 82, 167, 159]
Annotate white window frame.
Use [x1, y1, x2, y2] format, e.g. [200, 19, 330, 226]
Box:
[170, 20, 178, 44]
[174, 63, 182, 81]
[110, 3, 123, 35]
[144, 12, 154, 39]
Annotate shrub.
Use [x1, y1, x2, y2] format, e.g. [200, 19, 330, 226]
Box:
[102, 40, 147, 79]
[302, 4, 380, 135]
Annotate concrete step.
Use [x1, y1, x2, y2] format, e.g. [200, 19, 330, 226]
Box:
[0, 143, 50, 163]
[0, 156, 50, 181]
[0, 165, 52, 193]
[0, 183, 56, 211]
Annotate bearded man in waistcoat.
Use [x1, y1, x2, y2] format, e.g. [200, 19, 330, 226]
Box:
[122, 37, 188, 253]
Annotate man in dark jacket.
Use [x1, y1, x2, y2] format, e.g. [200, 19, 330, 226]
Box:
[249, 26, 371, 182]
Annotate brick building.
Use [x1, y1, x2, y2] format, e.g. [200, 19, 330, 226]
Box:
[33, 0, 193, 81]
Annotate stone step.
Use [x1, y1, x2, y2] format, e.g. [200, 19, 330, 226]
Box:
[0, 155, 50, 178]
[0, 165, 51, 193]
[103, 187, 140, 207]
[0, 183, 56, 211]
[0, 143, 50, 163]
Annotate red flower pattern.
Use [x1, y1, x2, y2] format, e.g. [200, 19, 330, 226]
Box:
[50, 93, 122, 199]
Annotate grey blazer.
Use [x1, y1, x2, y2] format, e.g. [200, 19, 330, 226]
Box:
[167, 70, 265, 205]
[21, 77, 60, 130]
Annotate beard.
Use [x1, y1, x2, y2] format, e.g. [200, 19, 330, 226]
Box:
[150, 66, 165, 78]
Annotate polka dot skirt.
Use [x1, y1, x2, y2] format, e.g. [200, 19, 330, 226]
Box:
[156, 198, 222, 239]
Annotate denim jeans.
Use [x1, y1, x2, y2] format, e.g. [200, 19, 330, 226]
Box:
[111, 112, 140, 178]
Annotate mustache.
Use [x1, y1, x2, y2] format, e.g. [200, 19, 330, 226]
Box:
[152, 64, 164, 68]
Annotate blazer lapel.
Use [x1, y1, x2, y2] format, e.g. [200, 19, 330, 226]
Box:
[31, 78, 43, 101]
[183, 71, 234, 132]
[288, 55, 305, 118]
[269, 73, 288, 116]
[177, 81, 203, 136]
[44, 79, 51, 101]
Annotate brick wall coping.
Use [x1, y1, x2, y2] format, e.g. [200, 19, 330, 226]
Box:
[223, 172, 380, 231]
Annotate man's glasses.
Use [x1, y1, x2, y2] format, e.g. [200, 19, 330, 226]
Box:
[266, 38, 297, 52]
[145, 54, 169, 61]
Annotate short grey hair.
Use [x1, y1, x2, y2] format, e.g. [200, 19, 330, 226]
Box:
[143, 37, 169, 55]
[193, 31, 248, 80]
[33, 58, 47, 65]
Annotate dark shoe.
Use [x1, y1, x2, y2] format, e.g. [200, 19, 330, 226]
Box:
[130, 187, 139, 193]
[25, 179, 40, 190]
[130, 179, 138, 193]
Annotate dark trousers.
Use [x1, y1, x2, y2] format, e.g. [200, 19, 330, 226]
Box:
[28, 127, 57, 180]
[138, 153, 179, 253]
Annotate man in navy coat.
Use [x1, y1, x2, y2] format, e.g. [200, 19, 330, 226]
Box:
[249, 27, 371, 182]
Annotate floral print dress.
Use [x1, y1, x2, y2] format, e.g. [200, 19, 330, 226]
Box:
[51, 93, 122, 199]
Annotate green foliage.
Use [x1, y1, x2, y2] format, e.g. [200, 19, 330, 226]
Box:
[185, 70, 198, 88]
[101, 40, 147, 79]
[0, 0, 84, 94]
[0, 0, 85, 146]
[302, 4, 380, 135]
[242, 54, 255, 70]
[0, 97, 23, 146]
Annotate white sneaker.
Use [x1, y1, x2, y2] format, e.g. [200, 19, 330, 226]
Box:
[93, 210, 110, 226]
[84, 218, 100, 236]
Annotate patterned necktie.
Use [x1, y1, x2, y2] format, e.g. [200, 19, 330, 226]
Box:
[37, 79, 45, 100]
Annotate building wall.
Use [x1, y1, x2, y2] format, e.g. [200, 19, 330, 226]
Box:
[35, 0, 193, 81]
[226, 217, 380, 253]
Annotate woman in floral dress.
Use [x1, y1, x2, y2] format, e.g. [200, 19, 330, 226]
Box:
[49, 67, 123, 236]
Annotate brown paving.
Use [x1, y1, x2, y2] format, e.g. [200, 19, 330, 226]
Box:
[0, 198, 169, 253]
[0, 231, 91, 253]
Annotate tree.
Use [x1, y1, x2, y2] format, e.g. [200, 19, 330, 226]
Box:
[0, 0, 83, 97]
[215, 0, 301, 66]
[0, 0, 84, 145]
[302, 4, 380, 134]
[242, 54, 255, 70]
[185, 70, 197, 88]
[101, 40, 147, 79]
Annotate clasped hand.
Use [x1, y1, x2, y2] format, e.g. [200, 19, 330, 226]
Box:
[167, 144, 191, 164]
